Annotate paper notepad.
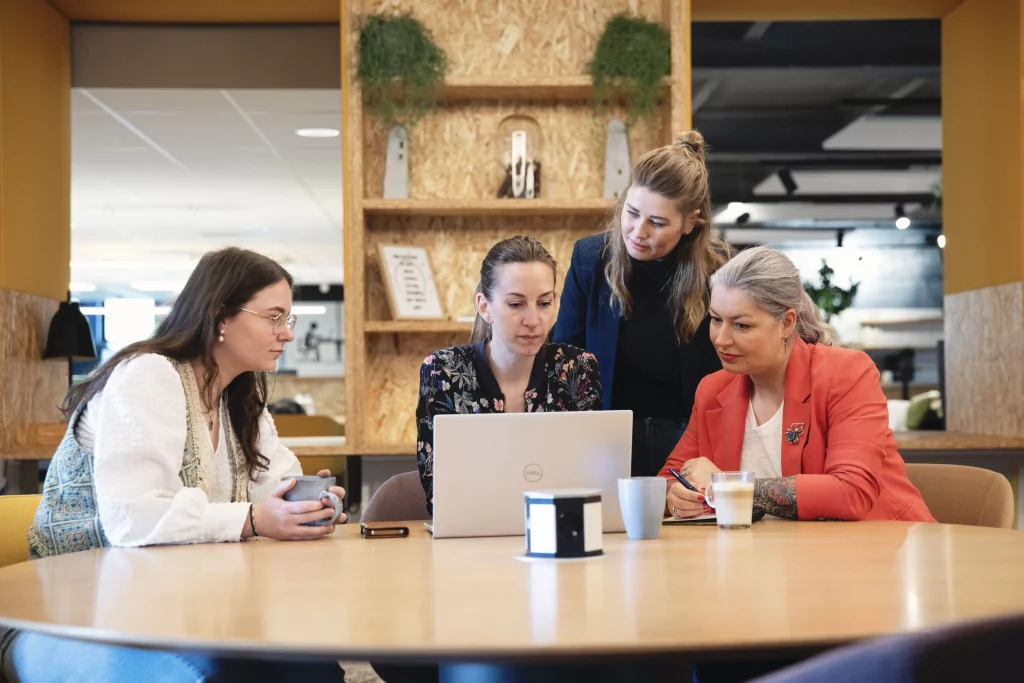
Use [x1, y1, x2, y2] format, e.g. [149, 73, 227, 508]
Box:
[663, 513, 717, 525]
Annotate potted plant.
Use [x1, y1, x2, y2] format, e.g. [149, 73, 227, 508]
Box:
[588, 14, 671, 127]
[803, 260, 859, 323]
[357, 13, 449, 129]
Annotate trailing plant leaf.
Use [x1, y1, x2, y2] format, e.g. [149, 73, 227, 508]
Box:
[358, 13, 449, 129]
[589, 14, 671, 126]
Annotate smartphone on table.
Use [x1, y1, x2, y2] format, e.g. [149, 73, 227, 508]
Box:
[360, 522, 409, 538]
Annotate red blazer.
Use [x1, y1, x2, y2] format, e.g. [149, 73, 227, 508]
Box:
[660, 339, 935, 522]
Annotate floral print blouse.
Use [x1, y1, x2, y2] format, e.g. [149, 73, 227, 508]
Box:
[415, 340, 602, 514]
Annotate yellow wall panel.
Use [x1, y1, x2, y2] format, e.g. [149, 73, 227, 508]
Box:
[48, 0, 338, 23]
[942, 0, 1023, 294]
[0, 0, 70, 301]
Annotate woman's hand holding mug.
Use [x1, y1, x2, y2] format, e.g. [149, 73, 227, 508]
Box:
[244, 470, 347, 540]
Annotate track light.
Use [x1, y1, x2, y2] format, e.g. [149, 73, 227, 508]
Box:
[894, 203, 910, 230]
[736, 212, 751, 225]
[778, 169, 798, 195]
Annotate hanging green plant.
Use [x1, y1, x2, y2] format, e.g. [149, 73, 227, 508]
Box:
[803, 260, 860, 323]
[588, 14, 671, 126]
[930, 178, 942, 209]
[357, 13, 450, 129]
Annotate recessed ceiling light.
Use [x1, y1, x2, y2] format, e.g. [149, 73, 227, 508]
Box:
[131, 281, 186, 292]
[937, 234, 946, 249]
[895, 217, 911, 230]
[295, 128, 340, 138]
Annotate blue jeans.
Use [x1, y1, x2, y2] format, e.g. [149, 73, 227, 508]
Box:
[1, 631, 345, 683]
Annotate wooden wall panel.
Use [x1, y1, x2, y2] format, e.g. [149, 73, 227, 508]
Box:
[363, 103, 666, 200]
[347, 0, 685, 452]
[364, 215, 608, 321]
[361, 0, 665, 77]
[364, 332, 467, 448]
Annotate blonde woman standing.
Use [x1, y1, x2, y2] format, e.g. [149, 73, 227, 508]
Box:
[553, 131, 728, 477]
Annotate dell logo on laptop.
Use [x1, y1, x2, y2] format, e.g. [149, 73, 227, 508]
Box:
[523, 464, 544, 482]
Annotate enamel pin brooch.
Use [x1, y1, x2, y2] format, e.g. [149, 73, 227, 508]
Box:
[785, 423, 806, 445]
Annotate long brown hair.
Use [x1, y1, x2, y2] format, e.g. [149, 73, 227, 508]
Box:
[469, 236, 558, 343]
[65, 247, 294, 480]
[603, 130, 729, 342]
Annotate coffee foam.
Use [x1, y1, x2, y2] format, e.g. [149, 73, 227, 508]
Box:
[712, 481, 754, 493]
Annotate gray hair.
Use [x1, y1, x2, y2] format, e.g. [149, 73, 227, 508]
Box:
[709, 246, 839, 346]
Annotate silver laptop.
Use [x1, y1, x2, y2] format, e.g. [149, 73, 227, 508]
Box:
[429, 410, 633, 538]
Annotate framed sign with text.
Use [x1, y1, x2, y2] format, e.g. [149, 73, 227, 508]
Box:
[377, 244, 445, 320]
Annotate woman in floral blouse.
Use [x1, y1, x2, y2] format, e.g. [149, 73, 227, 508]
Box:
[415, 236, 603, 513]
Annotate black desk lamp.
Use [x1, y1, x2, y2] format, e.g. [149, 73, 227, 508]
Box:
[43, 295, 97, 385]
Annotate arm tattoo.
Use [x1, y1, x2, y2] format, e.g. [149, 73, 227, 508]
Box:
[754, 476, 799, 519]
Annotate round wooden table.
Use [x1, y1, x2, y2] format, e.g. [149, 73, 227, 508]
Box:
[2, 522, 1024, 675]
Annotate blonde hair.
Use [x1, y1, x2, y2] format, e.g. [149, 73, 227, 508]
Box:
[470, 236, 558, 343]
[710, 246, 839, 346]
[603, 130, 729, 342]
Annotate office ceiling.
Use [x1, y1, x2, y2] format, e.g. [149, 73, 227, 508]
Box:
[71, 87, 342, 295]
[70, 20, 942, 295]
[693, 20, 941, 209]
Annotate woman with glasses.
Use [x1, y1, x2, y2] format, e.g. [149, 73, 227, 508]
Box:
[2, 247, 347, 683]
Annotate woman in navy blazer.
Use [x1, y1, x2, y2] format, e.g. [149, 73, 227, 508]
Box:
[553, 131, 728, 476]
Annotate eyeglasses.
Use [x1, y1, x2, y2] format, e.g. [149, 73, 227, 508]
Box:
[238, 308, 297, 332]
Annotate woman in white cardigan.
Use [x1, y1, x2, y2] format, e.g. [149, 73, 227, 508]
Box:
[2, 247, 346, 683]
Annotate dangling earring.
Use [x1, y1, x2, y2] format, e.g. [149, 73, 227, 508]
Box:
[218, 328, 225, 343]
[783, 336, 789, 344]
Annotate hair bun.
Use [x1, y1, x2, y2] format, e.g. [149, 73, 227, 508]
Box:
[674, 130, 707, 160]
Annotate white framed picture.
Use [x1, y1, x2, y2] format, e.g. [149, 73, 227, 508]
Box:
[377, 244, 445, 320]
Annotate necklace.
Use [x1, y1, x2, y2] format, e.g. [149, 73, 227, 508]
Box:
[202, 401, 217, 431]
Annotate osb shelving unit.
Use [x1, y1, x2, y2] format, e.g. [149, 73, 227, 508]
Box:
[342, 0, 693, 456]
[363, 198, 615, 217]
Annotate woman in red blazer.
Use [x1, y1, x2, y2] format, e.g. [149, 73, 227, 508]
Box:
[661, 247, 934, 522]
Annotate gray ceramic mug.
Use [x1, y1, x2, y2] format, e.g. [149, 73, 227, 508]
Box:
[618, 477, 667, 540]
[281, 475, 344, 527]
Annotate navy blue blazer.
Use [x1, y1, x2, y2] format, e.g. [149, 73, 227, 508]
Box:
[552, 233, 722, 413]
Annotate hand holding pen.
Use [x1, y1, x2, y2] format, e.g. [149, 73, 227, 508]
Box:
[666, 467, 711, 519]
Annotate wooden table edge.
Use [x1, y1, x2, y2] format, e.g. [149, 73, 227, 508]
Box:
[0, 614, 869, 663]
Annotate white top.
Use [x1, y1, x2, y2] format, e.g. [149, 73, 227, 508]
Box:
[76, 354, 303, 548]
[739, 399, 784, 480]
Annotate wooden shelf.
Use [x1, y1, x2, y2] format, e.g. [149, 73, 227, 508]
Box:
[434, 76, 670, 103]
[861, 317, 944, 327]
[364, 320, 473, 335]
[381, 76, 671, 103]
[360, 444, 417, 456]
[363, 198, 614, 218]
[848, 343, 939, 351]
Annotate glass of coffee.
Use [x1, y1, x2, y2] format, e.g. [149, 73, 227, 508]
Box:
[704, 472, 755, 529]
